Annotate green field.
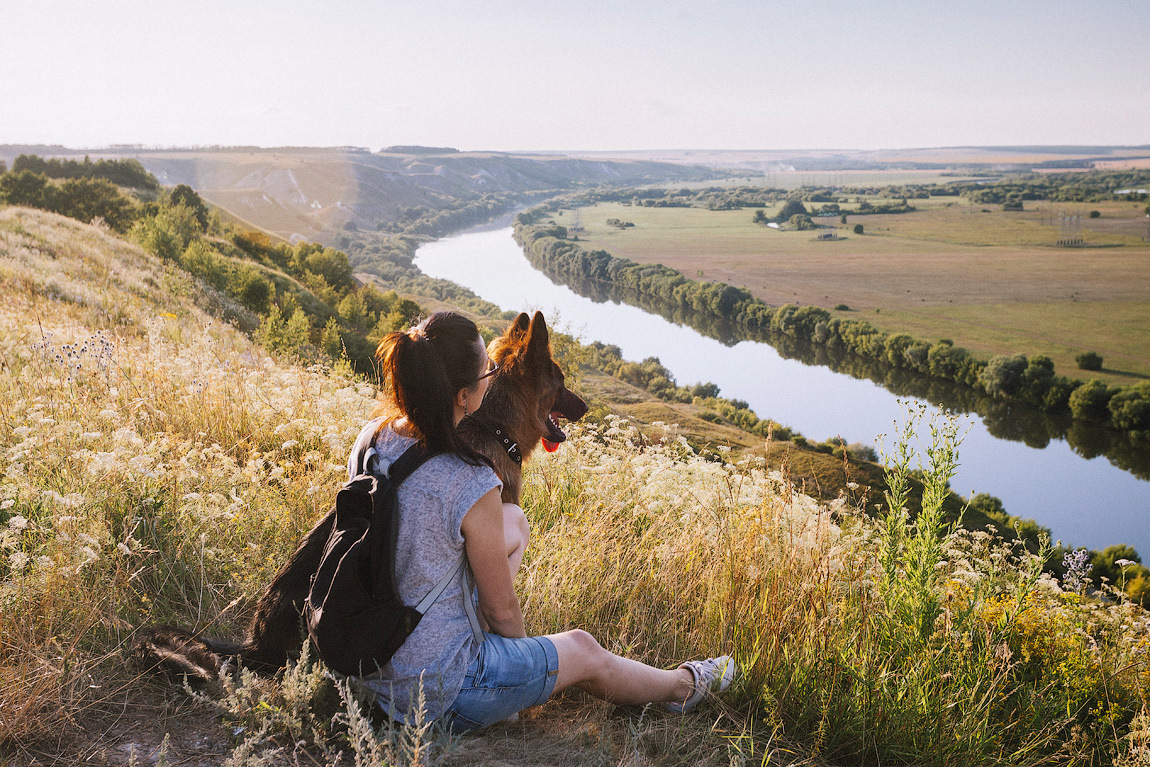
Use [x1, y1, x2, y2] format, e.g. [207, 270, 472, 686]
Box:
[564, 201, 1150, 384]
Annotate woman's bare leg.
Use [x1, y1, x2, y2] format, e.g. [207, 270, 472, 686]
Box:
[547, 629, 694, 706]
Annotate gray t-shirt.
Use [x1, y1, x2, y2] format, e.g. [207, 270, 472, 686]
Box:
[346, 419, 501, 721]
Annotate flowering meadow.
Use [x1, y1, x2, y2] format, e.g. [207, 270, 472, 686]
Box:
[3, 206, 1150, 765]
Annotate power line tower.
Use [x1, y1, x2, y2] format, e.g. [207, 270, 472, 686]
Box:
[1058, 211, 1083, 247]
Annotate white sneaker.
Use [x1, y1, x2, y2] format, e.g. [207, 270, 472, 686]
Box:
[664, 655, 736, 713]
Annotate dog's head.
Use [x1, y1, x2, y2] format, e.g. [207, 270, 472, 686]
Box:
[485, 311, 588, 451]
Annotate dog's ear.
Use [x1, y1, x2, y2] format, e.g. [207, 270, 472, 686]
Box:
[506, 312, 531, 345]
[526, 311, 550, 362]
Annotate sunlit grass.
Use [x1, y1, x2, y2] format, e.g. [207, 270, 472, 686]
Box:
[3, 206, 1150, 765]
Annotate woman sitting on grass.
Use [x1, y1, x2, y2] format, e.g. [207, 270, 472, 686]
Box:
[348, 311, 736, 732]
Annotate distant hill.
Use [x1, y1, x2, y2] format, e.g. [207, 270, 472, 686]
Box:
[0, 145, 720, 243]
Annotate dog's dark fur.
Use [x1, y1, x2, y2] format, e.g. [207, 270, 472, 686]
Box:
[133, 311, 586, 679]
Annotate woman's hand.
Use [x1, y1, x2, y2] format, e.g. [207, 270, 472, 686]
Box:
[461, 488, 526, 638]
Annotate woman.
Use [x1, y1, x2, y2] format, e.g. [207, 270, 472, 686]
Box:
[349, 311, 735, 732]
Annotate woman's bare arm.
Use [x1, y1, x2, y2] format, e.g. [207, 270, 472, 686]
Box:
[461, 487, 526, 638]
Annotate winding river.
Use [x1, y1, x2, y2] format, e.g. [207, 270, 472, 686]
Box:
[414, 219, 1150, 554]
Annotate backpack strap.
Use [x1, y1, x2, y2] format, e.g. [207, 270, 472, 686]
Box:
[384, 443, 429, 483]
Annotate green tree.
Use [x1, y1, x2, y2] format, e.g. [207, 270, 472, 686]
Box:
[256, 305, 311, 356]
[54, 177, 137, 231]
[0, 170, 54, 208]
[1018, 355, 1055, 406]
[853, 223, 864, 234]
[321, 316, 345, 360]
[337, 291, 367, 327]
[775, 199, 807, 221]
[169, 184, 210, 230]
[132, 203, 201, 261]
[304, 247, 354, 291]
[978, 354, 1028, 398]
[788, 213, 815, 230]
[1069, 379, 1114, 422]
[239, 272, 274, 314]
[1108, 382, 1150, 434]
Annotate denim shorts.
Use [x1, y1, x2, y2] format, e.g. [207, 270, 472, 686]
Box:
[442, 633, 559, 733]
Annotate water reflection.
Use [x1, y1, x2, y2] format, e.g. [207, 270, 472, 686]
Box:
[527, 250, 1150, 482]
[414, 225, 1150, 552]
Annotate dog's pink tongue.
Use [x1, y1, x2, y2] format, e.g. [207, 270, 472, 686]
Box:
[542, 439, 560, 453]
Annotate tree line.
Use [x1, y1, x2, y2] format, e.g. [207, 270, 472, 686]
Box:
[11, 153, 160, 191]
[0, 165, 142, 233]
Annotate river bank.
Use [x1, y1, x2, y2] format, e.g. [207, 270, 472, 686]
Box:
[412, 221, 1150, 555]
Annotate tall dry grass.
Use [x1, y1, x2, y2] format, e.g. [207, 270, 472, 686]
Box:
[3, 206, 1150, 765]
[0, 208, 372, 746]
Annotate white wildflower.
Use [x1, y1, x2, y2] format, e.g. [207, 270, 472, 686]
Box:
[8, 515, 28, 530]
[1, 499, 15, 510]
[76, 546, 99, 571]
[9, 551, 30, 571]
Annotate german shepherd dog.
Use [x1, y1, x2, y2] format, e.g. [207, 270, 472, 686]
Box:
[134, 311, 587, 679]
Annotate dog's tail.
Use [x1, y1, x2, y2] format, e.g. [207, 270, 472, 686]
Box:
[131, 626, 272, 681]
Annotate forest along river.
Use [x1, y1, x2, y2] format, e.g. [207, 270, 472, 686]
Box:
[414, 221, 1150, 555]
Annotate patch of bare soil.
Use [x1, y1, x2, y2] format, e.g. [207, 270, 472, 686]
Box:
[1, 681, 749, 767]
[1, 676, 229, 767]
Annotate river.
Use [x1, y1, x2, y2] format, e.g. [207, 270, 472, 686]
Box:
[414, 220, 1150, 554]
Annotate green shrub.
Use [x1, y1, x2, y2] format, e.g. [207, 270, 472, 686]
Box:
[1075, 351, 1103, 371]
[853, 223, 864, 234]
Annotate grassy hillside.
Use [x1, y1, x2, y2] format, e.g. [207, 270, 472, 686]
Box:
[5, 208, 1150, 766]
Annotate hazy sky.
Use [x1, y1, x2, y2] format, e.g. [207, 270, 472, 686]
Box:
[2, 0, 1146, 151]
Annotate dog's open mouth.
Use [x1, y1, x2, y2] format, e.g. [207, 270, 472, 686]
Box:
[542, 387, 590, 452]
[543, 412, 567, 453]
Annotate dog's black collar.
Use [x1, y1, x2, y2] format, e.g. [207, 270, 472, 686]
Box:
[465, 417, 522, 466]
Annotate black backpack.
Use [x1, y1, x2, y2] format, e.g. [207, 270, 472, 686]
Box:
[304, 442, 480, 676]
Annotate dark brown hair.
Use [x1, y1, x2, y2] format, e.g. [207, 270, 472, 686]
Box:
[374, 311, 489, 463]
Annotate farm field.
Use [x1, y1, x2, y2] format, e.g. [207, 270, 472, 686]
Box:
[565, 201, 1150, 384]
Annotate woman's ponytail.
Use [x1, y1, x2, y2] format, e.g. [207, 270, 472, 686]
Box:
[374, 312, 488, 462]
